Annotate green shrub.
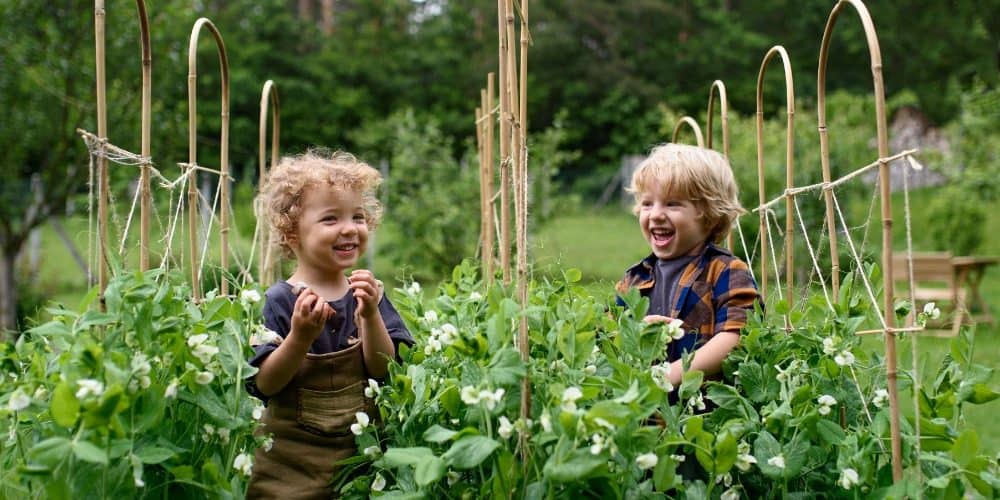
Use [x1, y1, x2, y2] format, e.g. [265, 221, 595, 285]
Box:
[336, 262, 999, 498]
[0, 270, 264, 498]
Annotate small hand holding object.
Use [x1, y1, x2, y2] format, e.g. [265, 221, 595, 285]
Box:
[289, 282, 334, 344]
[348, 270, 384, 320]
[643, 314, 675, 324]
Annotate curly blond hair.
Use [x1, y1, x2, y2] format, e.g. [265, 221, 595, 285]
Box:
[627, 143, 745, 243]
[261, 149, 383, 258]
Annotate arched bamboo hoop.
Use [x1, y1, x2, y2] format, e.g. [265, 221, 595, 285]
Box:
[671, 116, 705, 147]
[706, 80, 733, 249]
[755, 45, 795, 316]
[186, 17, 230, 301]
[818, 0, 901, 480]
[258, 80, 280, 285]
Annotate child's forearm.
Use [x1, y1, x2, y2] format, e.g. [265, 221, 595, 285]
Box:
[667, 332, 740, 386]
[254, 332, 313, 396]
[360, 314, 395, 378]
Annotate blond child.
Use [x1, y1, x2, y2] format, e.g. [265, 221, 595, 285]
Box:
[616, 143, 759, 391]
[245, 150, 413, 498]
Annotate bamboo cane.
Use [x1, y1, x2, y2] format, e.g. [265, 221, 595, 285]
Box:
[137, 0, 151, 272]
[506, 0, 519, 287]
[187, 18, 230, 300]
[706, 80, 732, 249]
[671, 116, 705, 147]
[258, 80, 280, 285]
[94, 1, 109, 304]
[484, 73, 496, 285]
[818, 0, 901, 481]
[516, 0, 531, 433]
[497, 0, 511, 284]
[756, 45, 796, 320]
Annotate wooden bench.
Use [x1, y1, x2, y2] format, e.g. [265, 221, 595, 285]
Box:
[891, 252, 964, 333]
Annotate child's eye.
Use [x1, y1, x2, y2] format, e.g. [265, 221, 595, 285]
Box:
[321, 216, 337, 223]
[353, 214, 366, 223]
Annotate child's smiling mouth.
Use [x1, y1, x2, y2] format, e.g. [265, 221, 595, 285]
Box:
[333, 243, 359, 253]
[650, 227, 674, 246]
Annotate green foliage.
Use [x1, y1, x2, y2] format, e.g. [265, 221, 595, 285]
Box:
[354, 109, 481, 282]
[0, 270, 265, 497]
[334, 262, 999, 497]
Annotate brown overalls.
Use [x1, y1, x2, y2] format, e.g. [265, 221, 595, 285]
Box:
[246, 340, 376, 499]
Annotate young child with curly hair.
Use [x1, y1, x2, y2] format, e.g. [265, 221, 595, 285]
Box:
[245, 150, 413, 498]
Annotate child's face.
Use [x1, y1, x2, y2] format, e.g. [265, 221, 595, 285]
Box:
[291, 185, 369, 274]
[637, 190, 709, 260]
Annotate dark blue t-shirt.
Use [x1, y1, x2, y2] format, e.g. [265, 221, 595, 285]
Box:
[246, 281, 413, 401]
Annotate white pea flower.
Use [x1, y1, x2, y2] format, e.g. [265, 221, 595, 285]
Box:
[217, 427, 231, 444]
[720, 487, 741, 500]
[872, 388, 889, 408]
[593, 417, 615, 431]
[838, 467, 860, 489]
[134, 475, 145, 488]
[75, 379, 104, 400]
[195, 371, 214, 385]
[716, 472, 733, 486]
[350, 411, 370, 435]
[498, 416, 514, 439]
[589, 433, 605, 455]
[7, 389, 30, 411]
[241, 289, 262, 304]
[423, 310, 439, 323]
[253, 405, 265, 420]
[767, 454, 786, 469]
[478, 388, 505, 411]
[817, 394, 837, 416]
[364, 379, 382, 399]
[468, 291, 482, 302]
[540, 411, 553, 432]
[562, 387, 583, 412]
[233, 452, 253, 476]
[165, 378, 179, 399]
[406, 281, 422, 295]
[670, 454, 686, 463]
[584, 364, 597, 375]
[363, 446, 382, 458]
[635, 452, 659, 470]
[651, 363, 674, 392]
[922, 302, 941, 320]
[250, 325, 282, 346]
[424, 337, 443, 355]
[735, 451, 757, 471]
[192, 343, 220, 364]
[822, 337, 838, 355]
[261, 436, 274, 452]
[460, 386, 481, 405]
[834, 350, 855, 367]
[665, 318, 685, 340]
[132, 354, 152, 376]
[440, 323, 458, 338]
[447, 470, 461, 486]
[203, 423, 215, 436]
[687, 394, 706, 411]
[187, 334, 209, 347]
[371, 473, 386, 492]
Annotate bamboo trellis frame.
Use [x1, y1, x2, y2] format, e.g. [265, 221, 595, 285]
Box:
[755, 45, 795, 317]
[90, 0, 155, 299]
[257, 80, 281, 285]
[671, 116, 705, 147]
[818, 0, 901, 481]
[186, 18, 231, 301]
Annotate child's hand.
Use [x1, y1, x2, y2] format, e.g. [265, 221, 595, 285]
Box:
[289, 286, 334, 345]
[643, 315, 676, 324]
[348, 269, 384, 320]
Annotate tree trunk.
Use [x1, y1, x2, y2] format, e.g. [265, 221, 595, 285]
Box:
[298, 0, 312, 20]
[0, 248, 16, 338]
[321, 0, 334, 35]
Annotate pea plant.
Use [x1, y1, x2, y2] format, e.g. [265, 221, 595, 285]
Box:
[0, 269, 265, 499]
[340, 262, 999, 499]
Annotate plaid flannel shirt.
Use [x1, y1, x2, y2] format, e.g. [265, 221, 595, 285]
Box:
[615, 242, 761, 362]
